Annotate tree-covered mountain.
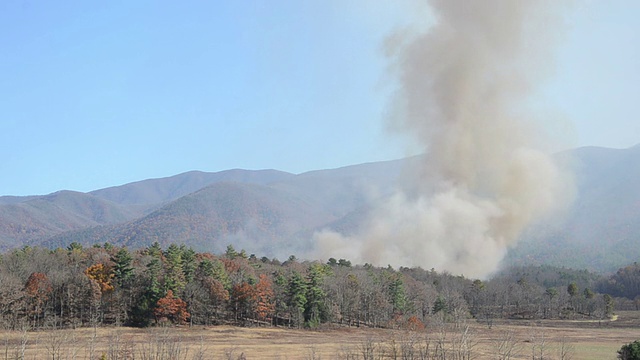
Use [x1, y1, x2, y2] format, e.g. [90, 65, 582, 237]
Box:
[29, 159, 407, 257]
[504, 144, 640, 272]
[0, 191, 142, 248]
[46, 181, 337, 255]
[90, 169, 295, 206]
[2, 145, 640, 273]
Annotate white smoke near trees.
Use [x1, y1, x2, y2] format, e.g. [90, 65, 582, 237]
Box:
[312, 0, 574, 278]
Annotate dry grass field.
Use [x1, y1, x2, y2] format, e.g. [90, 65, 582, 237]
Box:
[2, 312, 640, 359]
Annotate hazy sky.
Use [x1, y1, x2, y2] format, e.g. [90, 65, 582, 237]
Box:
[1, 1, 638, 196]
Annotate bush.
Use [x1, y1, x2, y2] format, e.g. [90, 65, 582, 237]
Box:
[618, 340, 640, 360]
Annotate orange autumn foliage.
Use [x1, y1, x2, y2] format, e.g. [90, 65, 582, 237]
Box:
[24, 272, 52, 304]
[154, 290, 190, 324]
[254, 274, 275, 321]
[406, 315, 425, 331]
[231, 282, 256, 304]
[84, 263, 115, 293]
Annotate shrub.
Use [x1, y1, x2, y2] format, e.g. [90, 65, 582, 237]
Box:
[618, 340, 640, 360]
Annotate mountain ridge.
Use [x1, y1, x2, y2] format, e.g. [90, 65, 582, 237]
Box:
[1, 145, 640, 272]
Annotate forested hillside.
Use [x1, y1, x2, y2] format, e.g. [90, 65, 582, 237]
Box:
[1, 145, 640, 272]
[505, 145, 640, 272]
[0, 242, 622, 331]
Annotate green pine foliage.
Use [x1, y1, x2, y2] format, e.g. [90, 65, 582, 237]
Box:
[618, 340, 640, 360]
[0, 242, 629, 331]
[111, 247, 134, 287]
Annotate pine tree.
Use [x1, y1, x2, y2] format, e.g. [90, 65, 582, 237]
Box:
[181, 246, 197, 283]
[198, 258, 231, 290]
[225, 245, 238, 259]
[618, 340, 640, 360]
[287, 271, 307, 328]
[111, 248, 134, 287]
[164, 244, 186, 293]
[304, 264, 329, 327]
[147, 242, 163, 257]
[387, 274, 408, 314]
[130, 257, 163, 326]
[433, 295, 448, 314]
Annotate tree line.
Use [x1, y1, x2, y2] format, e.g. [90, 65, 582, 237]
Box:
[0, 242, 622, 331]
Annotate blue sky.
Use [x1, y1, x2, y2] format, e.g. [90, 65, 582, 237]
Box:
[1, 1, 638, 196]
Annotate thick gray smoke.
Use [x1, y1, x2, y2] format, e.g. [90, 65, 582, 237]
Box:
[312, 0, 574, 278]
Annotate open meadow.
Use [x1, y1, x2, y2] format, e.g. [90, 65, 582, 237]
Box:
[1, 311, 640, 359]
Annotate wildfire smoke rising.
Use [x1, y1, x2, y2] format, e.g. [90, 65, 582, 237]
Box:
[312, 0, 574, 278]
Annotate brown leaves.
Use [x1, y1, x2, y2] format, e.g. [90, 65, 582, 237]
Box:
[154, 290, 190, 324]
[255, 274, 275, 321]
[405, 315, 425, 331]
[231, 282, 256, 305]
[203, 277, 229, 302]
[229, 275, 276, 322]
[24, 272, 52, 303]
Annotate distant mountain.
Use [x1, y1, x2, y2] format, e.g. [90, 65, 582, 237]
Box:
[0, 169, 297, 249]
[38, 160, 407, 256]
[2, 145, 640, 273]
[0, 191, 141, 248]
[46, 181, 336, 255]
[0, 195, 40, 205]
[90, 169, 294, 206]
[271, 157, 409, 217]
[505, 144, 640, 272]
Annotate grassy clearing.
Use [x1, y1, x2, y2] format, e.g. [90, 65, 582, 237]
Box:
[1, 312, 640, 359]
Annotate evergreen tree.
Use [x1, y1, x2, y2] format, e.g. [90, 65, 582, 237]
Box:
[433, 295, 448, 314]
[304, 264, 329, 327]
[387, 274, 408, 314]
[197, 258, 215, 278]
[147, 242, 163, 257]
[287, 271, 307, 328]
[338, 258, 352, 267]
[111, 247, 134, 287]
[618, 340, 640, 360]
[210, 259, 231, 290]
[164, 244, 186, 293]
[130, 257, 163, 326]
[603, 294, 615, 317]
[225, 245, 238, 259]
[180, 246, 197, 283]
[67, 242, 83, 252]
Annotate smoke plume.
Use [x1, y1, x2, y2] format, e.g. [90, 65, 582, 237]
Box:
[312, 0, 574, 278]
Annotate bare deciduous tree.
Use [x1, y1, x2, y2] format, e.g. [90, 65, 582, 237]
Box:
[493, 329, 521, 360]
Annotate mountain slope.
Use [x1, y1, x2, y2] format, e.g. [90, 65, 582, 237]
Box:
[90, 169, 294, 206]
[0, 195, 40, 205]
[0, 191, 141, 248]
[270, 157, 411, 218]
[47, 182, 336, 256]
[3, 146, 640, 273]
[505, 144, 640, 272]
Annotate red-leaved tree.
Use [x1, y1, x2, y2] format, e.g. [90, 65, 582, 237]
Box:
[154, 290, 190, 325]
[254, 274, 275, 322]
[231, 282, 256, 322]
[24, 272, 53, 327]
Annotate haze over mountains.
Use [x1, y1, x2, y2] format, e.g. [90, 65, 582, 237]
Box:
[506, 144, 640, 272]
[1, 145, 638, 273]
